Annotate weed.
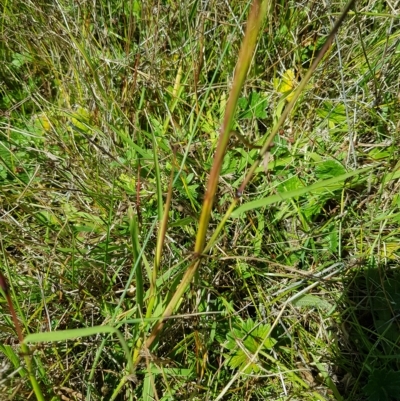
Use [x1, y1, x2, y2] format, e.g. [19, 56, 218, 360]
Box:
[1, 0, 400, 400]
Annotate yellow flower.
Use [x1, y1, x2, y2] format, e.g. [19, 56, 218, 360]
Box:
[277, 69, 297, 102]
[33, 113, 51, 132]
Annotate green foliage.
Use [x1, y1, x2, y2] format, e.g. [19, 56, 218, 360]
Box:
[317, 102, 347, 128]
[291, 294, 332, 310]
[224, 319, 277, 374]
[238, 91, 268, 119]
[232, 166, 371, 216]
[315, 160, 346, 180]
[0, 0, 399, 400]
[364, 370, 400, 401]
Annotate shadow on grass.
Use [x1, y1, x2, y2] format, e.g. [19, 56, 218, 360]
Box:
[339, 262, 400, 401]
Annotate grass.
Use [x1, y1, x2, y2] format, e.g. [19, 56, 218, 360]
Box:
[1, 0, 400, 400]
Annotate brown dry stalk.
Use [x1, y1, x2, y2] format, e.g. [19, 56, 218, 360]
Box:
[138, 0, 268, 359]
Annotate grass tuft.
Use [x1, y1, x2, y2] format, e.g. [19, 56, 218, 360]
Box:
[1, 0, 400, 400]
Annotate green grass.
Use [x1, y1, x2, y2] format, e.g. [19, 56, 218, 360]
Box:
[1, 0, 400, 400]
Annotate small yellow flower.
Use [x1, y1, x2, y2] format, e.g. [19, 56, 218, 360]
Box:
[33, 113, 51, 132]
[277, 69, 297, 102]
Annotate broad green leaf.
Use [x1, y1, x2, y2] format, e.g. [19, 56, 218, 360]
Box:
[382, 160, 400, 184]
[315, 160, 346, 180]
[291, 294, 332, 310]
[232, 166, 372, 217]
[229, 352, 259, 374]
[277, 176, 304, 200]
[317, 102, 347, 125]
[132, 0, 141, 16]
[11, 52, 33, 68]
[368, 147, 394, 161]
[383, 169, 400, 184]
[238, 92, 268, 119]
[302, 198, 323, 221]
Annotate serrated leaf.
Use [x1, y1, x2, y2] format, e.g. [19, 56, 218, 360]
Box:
[364, 370, 400, 401]
[227, 348, 261, 374]
[229, 352, 250, 369]
[224, 319, 276, 374]
[315, 160, 346, 180]
[302, 198, 323, 220]
[277, 176, 304, 200]
[238, 92, 268, 119]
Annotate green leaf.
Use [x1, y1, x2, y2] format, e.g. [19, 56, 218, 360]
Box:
[364, 370, 400, 401]
[238, 92, 268, 119]
[302, 198, 323, 221]
[24, 326, 135, 375]
[0, 344, 24, 375]
[11, 52, 33, 68]
[24, 326, 114, 343]
[368, 147, 394, 161]
[329, 229, 338, 253]
[277, 176, 304, 200]
[315, 160, 346, 180]
[291, 294, 332, 310]
[232, 166, 372, 216]
[144, 367, 194, 376]
[317, 102, 347, 126]
[169, 216, 195, 228]
[224, 319, 276, 374]
[142, 372, 155, 401]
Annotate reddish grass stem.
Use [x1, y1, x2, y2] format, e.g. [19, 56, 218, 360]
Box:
[0, 271, 45, 401]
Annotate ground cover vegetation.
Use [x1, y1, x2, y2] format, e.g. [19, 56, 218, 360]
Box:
[1, 0, 400, 400]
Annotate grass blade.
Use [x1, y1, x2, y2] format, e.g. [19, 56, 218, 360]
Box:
[140, 0, 269, 356]
[232, 166, 372, 216]
[24, 326, 135, 376]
